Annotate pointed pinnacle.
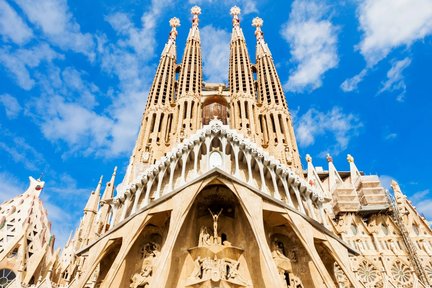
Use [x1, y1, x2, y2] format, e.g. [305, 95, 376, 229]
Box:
[95, 176, 103, 193]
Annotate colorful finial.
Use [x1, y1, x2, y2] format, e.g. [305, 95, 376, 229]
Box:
[306, 154, 312, 163]
[169, 17, 180, 28]
[191, 6, 201, 26]
[326, 153, 333, 163]
[230, 6, 241, 26]
[252, 17, 264, 40]
[252, 17, 263, 28]
[168, 17, 180, 41]
[347, 154, 354, 163]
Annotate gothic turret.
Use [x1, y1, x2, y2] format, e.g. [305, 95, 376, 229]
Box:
[75, 176, 102, 249]
[228, 6, 258, 138]
[175, 6, 203, 141]
[0, 177, 56, 286]
[95, 167, 117, 236]
[252, 17, 302, 171]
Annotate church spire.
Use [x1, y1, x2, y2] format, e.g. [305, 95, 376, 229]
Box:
[125, 17, 180, 182]
[84, 176, 102, 213]
[252, 17, 301, 171]
[175, 6, 203, 141]
[228, 6, 258, 138]
[96, 167, 117, 236]
[73, 176, 103, 249]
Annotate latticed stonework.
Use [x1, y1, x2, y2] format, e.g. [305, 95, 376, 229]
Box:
[1, 5, 432, 288]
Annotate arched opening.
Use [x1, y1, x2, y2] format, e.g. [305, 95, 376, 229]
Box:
[119, 211, 170, 287]
[93, 238, 123, 286]
[314, 239, 350, 287]
[197, 141, 208, 174]
[248, 156, 260, 187]
[263, 212, 310, 288]
[166, 184, 264, 287]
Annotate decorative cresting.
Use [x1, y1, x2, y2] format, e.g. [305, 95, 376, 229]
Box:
[115, 119, 326, 225]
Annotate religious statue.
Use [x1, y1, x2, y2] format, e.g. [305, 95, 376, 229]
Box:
[185, 209, 249, 286]
[208, 208, 223, 240]
[130, 242, 160, 288]
[198, 226, 211, 247]
[190, 256, 203, 279]
[271, 239, 293, 283]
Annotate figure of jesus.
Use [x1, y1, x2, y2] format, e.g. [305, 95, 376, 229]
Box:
[208, 208, 223, 240]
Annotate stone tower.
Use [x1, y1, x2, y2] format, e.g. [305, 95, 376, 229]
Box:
[0, 177, 57, 287]
[3, 5, 432, 288]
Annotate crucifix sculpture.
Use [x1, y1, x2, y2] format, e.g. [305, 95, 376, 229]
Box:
[208, 208, 223, 240]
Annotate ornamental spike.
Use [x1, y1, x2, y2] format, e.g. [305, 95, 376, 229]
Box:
[191, 6, 201, 26]
[230, 6, 241, 26]
[252, 17, 264, 40]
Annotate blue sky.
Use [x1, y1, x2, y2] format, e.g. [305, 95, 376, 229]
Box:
[0, 0, 432, 248]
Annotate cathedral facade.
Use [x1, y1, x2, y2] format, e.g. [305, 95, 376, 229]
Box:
[1, 6, 432, 288]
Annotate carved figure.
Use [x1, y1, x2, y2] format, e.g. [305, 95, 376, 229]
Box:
[190, 256, 203, 279]
[226, 259, 241, 279]
[130, 242, 160, 288]
[208, 208, 223, 240]
[198, 226, 211, 247]
[202, 257, 213, 279]
[130, 265, 151, 288]
[271, 239, 293, 282]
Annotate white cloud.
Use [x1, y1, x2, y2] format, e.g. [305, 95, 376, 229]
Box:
[0, 0, 33, 44]
[0, 44, 62, 90]
[378, 57, 411, 101]
[33, 95, 113, 156]
[342, 0, 432, 91]
[0, 127, 47, 171]
[409, 189, 432, 219]
[357, 0, 432, 66]
[0, 94, 22, 119]
[340, 68, 368, 92]
[201, 25, 230, 82]
[295, 107, 362, 155]
[410, 189, 429, 203]
[13, 0, 94, 57]
[281, 0, 338, 92]
[24, 1, 173, 158]
[379, 175, 394, 190]
[0, 172, 26, 202]
[384, 132, 398, 141]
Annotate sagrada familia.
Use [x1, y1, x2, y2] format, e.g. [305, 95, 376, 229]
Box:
[1, 6, 431, 288]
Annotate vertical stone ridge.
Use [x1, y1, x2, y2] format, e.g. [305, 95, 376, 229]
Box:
[174, 6, 203, 142]
[228, 6, 258, 139]
[125, 17, 180, 182]
[252, 17, 302, 171]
